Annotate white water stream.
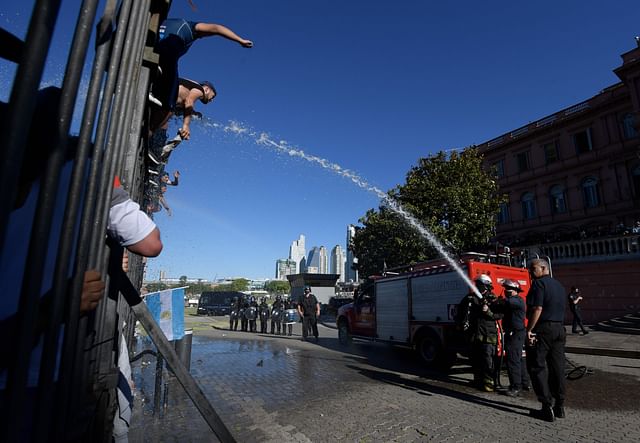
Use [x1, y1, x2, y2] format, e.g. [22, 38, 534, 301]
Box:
[202, 119, 482, 297]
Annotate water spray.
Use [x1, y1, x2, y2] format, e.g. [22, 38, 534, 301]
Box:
[201, 119, 483, 298]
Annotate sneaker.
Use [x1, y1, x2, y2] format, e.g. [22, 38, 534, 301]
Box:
[522, 385, 533, 392]
[161, 134, 183, 157]
[148, 92, 162, 107]
[503, 389, 520, 397]
[482, 384, 494, 392]
[553, 405, 565, 419]
[148, 151, 161, 165]
[530, 406, 555, 422]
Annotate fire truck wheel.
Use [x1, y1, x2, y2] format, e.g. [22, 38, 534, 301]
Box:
[338, 322, 351, 345]
[416, 332, 453, 369]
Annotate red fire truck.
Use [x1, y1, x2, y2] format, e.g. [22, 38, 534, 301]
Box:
[336, 253, 531, 368]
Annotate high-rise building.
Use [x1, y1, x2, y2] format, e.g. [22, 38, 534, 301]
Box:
[289, 234, 306, 273]
[331, 245, 345, 282]
[319, 246, 328, 274]
[275, 258, 297, 280]
[345, 225, 358, 282]
[306, 246, 321, 274]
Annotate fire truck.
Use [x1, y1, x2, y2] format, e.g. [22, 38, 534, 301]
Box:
[336, 253, 531, 368]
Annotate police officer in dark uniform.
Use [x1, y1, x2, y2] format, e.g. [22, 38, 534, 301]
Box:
[247, 296, 259, 332]
[240, 295, 249, 332]
[499, 279, 531, 397]
[271, 294, 284, 335]
[297, 287, 320, 342]
[229, 296, 240, 331]
[526, 258, 567, 422]
[459, 274, 502, 392]
[258, 296, 270, 333]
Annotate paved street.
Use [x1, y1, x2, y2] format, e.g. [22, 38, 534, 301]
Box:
[130, 315, 640, 442]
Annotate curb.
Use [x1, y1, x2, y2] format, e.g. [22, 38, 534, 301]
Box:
[565, 346, 640, 359]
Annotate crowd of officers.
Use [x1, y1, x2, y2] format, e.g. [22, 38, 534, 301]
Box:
[227, 287, 320, 341]
[458, 258, 568, 422]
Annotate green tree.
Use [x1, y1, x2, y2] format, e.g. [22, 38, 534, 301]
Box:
[213, 278, 249, 292]
[179, 275, 188, 286]
[352, 148, 504, 278]
[264, 280, 290, 295]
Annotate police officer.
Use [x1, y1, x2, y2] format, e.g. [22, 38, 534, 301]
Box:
[271, 294, 284, 335]
[283, 297, 297, 336]
[500, 279, 531, 397]
[240, 295, 249, 332]
[229, 296, 240, 331]
[258, 296, 270, 333]
[459, 274, 502, 392]
[247, 296, 259, 333]
[526, 258, 567, 422]
[298, 287, 320, 342]
[568, 286, 588, 335]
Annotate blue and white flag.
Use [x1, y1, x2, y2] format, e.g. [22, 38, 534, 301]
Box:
[145, 287, 185, 341]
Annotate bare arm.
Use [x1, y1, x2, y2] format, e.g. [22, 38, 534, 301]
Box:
[178, 89, 204, 139]
[126, 227, 163, 257]
[194, 23, 253, 47]
[526, 306, 543, 342]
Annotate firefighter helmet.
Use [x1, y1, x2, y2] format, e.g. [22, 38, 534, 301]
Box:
[502, 279, 522, 293]
[474, 274, 493, 286]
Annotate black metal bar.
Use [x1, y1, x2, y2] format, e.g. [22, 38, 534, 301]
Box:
[33, 2, 100, 440]
[116, 269, 237, 443]
[54, 0, 118, 436]
[153, 354, 164, 415]
[0, 28, 25, 64]
[0, 0, 62, 259]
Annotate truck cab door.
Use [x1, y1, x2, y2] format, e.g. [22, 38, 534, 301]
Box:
[352, 287, 376, 336]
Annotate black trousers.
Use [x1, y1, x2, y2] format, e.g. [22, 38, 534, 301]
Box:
[471, 342, 495, 387]
[302, 315, 318, 339]
[571, 308, 587, 333]
[270, 320, 281, 334]
[504, 329, 530, 390]
[526, 321, 566, 408]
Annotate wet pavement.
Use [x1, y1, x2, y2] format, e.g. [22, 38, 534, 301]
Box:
[129, 315, 640, 442]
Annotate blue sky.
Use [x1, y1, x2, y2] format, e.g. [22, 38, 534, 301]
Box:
[2, 1, 640, 280]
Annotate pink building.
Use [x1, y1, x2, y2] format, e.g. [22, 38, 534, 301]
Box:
[478, 42, 640, 323]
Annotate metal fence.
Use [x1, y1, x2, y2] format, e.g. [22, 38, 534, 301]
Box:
[0, 0, 166, 440]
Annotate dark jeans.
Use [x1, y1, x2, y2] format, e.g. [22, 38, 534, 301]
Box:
[302, 315, 318, 339]
[504, 329, 530, 390]
[270, 321, 281, 334]
[526, 321, 566, 408]
[571, 308, 587, 333]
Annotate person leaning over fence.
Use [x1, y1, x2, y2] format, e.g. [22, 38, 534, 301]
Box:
[149, 17, 252, 133]
[526, 258, 567, 422]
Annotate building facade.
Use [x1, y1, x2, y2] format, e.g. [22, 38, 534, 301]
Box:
[478, 42, 640, 322]
[275, 258, 297, 280]
[345, 224, 359, 282]
[331, 245, 346, 282]
[289, 234, 306, 273]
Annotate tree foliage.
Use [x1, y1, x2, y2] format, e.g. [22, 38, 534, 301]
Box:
[264, 280, 290, 295]
[213, 278, 249, 292]
[352, 148, 503, 278]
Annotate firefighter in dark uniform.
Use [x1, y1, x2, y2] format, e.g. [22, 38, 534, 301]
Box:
[526, 258, 567, 422]
[258, 296, 270, 333]
[459, 274, 502, 392]
[271, 294, 284, 335]
[500, 279, 531, 397]
[298, 287, 320, 342]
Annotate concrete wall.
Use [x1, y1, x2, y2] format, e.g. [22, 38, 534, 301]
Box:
[554, 260, 640, 323]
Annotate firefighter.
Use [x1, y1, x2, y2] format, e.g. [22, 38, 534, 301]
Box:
[500, 279, 531, 397]
[459, 274, 502, 391]
[258, 296, 270, 333]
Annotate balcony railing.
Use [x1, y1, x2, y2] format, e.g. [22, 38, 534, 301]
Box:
[526, 234, 640, 264]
